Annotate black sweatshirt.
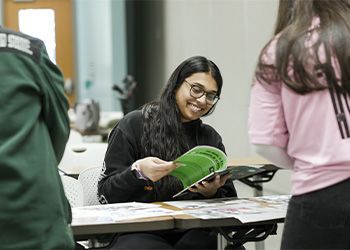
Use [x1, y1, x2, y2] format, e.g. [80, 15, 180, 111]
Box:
[98, 110, 237, 204]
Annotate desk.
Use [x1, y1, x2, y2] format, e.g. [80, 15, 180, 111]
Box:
[71, 158, 282, 249]
[71, 195, 289, 248]
[58, 143, 107, 178]
[71, 202, 175, 237]
[229, 157, 272, 166]
[165, 195, 287, 249]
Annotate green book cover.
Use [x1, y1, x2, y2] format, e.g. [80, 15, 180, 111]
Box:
[170, 145, 227, 197]
[169, 146, 268, 198]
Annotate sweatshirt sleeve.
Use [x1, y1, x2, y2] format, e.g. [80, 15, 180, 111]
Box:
[248, 38, 289, 148]
[252, 144, 294, 169]
[98, 112, 149, 203]
[38, 44, 70, 163]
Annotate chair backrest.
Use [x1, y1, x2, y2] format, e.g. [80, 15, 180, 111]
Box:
[61, 175, 84, 207]
[58, 142, 107, 176]
[78, 166, 102, 206]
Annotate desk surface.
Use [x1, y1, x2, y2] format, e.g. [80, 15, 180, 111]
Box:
[71, 202, 175, 236]
[228, 156, 272, 166]
[71, 195, 289, 237]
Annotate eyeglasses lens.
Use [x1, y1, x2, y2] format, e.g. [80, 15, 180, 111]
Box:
[190, 85, 218, 104]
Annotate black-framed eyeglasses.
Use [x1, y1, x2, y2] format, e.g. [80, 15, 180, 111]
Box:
[184, 80, 220, 105]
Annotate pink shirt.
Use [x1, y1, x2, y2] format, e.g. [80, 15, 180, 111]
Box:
[248, 22, 350, 195]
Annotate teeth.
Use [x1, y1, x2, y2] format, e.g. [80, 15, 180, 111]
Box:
[189, 104, 202, 112]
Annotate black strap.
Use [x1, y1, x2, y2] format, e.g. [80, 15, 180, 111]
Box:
[320, 62, 350, 139]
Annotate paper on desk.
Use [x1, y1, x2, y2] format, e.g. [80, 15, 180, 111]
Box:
[110, 207, 183, 221]
[165, 195, 290, 223]
[72, 210, 114, 225]
[72, 202, 183, 225]
[72, 202, 161, 225]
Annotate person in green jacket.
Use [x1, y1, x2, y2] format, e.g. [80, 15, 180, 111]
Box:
[0, 26, 74, 249]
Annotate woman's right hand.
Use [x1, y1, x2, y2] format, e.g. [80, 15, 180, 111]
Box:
[136, 157, 177, 182]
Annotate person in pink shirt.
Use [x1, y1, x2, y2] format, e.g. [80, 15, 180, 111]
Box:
[249, 0, 350, 249]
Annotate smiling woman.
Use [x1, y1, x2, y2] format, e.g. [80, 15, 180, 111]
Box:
[97, 56, 240, 249]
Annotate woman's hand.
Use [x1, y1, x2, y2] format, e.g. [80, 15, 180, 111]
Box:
[137, 157, 177, 182]
[188, 174, 232, 198]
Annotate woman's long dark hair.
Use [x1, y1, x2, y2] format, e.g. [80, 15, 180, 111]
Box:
[141, 56, 223, 161]
[256, 0, 350, 95]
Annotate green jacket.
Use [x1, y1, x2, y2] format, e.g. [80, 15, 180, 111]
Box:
[0, 26, 74, 249]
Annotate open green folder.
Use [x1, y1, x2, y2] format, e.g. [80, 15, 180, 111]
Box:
[170, 145, 226, 198]
[170, 145, 266, 198]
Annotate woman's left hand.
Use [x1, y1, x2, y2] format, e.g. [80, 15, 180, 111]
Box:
[188, 174, 231, 198]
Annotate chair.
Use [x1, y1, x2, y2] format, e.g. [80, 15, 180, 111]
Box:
[77, 166, 113, 249]
[78, 166, 102, 206]
[60, 175, 84, 207]
[58, 142, 107, 176]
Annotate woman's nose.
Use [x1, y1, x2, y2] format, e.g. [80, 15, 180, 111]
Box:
[196, 94, 207, 104]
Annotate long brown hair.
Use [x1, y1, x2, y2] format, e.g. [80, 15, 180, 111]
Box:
[256, 0, 350, 95]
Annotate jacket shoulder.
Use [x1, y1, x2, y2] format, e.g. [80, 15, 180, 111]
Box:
[0, 27, 44, 62]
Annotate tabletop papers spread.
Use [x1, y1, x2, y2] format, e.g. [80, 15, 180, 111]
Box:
[72, 195, 290, 226]
[72, 202, 182, 225]
[164, 195, 290, 223]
